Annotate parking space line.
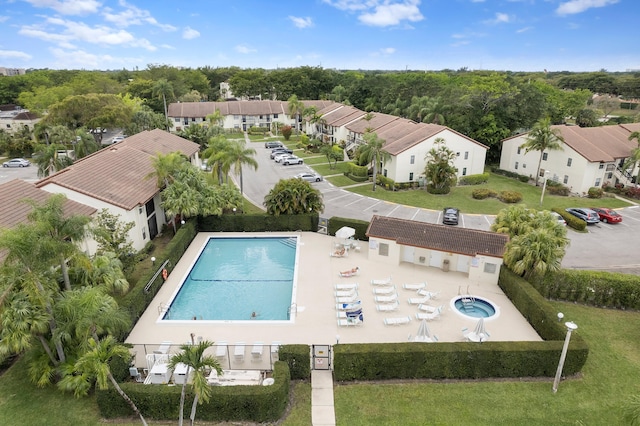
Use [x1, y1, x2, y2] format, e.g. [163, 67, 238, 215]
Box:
[410, 208, 422, 221]
[386, 205, 401, 217]
[363, 200, 383, 212]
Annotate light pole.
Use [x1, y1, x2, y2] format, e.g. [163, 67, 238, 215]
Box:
[552, 321, 578, 393]
[540, 170, 551, 206]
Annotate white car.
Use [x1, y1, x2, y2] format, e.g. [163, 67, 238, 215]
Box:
[550, 211, 567, 226]
[273, 153, 294, 162]
[281, 155, 304, 166]
[2, 158, 31, 167]
[295, 172, 323, 182]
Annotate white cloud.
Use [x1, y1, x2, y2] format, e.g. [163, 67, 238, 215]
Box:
[235, 44, 256, 54]
[182, 27, 200, 40]
[484, 12, 511, 25]
[102, 0, 177, 31]
[321, 0, 370, 12]
[0, 16, 9, 23]
[49, 46, 141, 69]
[516, 26, 533, 33]
[289, 16, 314, 29]
[359, 0, 424, 27]
[556, 0, 619, 16]
[0, 49, 32, 60]
[370, 47, 396, 56]
[24, 0, 101, 16]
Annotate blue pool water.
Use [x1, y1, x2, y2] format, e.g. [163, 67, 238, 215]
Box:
[453, 296, 497, 319]
[163, 236, 297, 321]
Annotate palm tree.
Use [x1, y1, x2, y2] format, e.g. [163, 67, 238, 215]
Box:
[287, 94, 305, 134]
[520, 117, 565, 186]
[168, 339, 222, 426]
[73, 130, 99, 159]
[202, 135, 232, 184]
[73, 336, 148, 426]
[424, 138, 458, 192]
[623, 131, 640, 183]
[147, 152, 187, 189]
[152, 79, 174, 131]
[217, 140, 258, 197]
[504, 226, 568, 279]
[359, 131, 389, 192]
[491, 204, 534, 237]
[33, 143, 74, 177]
[74, 252, 130, 295]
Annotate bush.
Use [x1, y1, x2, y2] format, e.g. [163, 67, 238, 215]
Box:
[248, 126, 269, 135]
[587, 187, 604, 198]
[426, 184, 450, 194]
[518, 175, 530, 183]
[471, 188, 497, 200]
[376, 174, 395, 190]
[497, 190, 523, 203]
[458, 173, 489, 185]
[547, 185, 570, 196]
[556, 209, 587, 231]
[347, 162, 368, 177]
[491, 168, 530, 183]
[281, 125, 292, 141]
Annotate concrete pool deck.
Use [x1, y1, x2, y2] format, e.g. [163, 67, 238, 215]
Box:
[126, 231, 541, 368]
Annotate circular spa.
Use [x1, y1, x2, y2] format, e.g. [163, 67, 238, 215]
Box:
[451, 295, 500, 319]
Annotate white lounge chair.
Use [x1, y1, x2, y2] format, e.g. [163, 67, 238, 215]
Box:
[417, 304, 444, 313]
[153, 340, 172, 355]
[251, 342, 264, 361]
[375, 302, 399, 312]
[417, 289, 440, 299]
[336, 301, 362, 311]
[336, 294, 359, 303]
[334, 283, 358, 291]
[334, 288, 357, 298]
[371, 277, 392, 286]
[372, 285, 396, 295]
[234, 342, 245, 362]
[402, 282, 426, 291]
[383, 316, 411, 326]
[374, 293, 398, 303]
[408, 295, 431, 305]
[270, 341, 281, 359]
[337, 309, 363, 318]
[215, 341, 227, 359]
[415, 307, 442, 321]
[338, 313, 364, 326]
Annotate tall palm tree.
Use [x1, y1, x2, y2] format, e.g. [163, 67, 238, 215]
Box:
[152, 79, 174, 131]
[287, 94, 305, 134]
[202, 135, 232, 184]
[168, 340, 222, 426]
[520, 117, 565, 186]
[74, 252, 130, 295]
[33, 143, 74, 177]
[424, 138, 458, 192]
[218, 140, 258, 197]
[147, 152, 187, 189]
[359, 131, 389, 192]
[73, 336, 148, 426]
[623, 131, 640, 183]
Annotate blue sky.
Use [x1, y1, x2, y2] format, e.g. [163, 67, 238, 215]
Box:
[0, 0, 636, 72]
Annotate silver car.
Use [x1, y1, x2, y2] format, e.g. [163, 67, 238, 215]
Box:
[3, 158, 31, 167]
[295, 172, 323, 182]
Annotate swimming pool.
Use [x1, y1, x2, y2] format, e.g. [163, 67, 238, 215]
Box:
[450, 295, 500, 320]
[160, 236, 298, 322]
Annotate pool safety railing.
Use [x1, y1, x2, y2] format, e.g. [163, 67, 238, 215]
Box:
[280, 237, 297, 249]
[144, 259, 171, 294]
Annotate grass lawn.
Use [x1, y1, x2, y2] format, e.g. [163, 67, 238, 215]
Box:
[334, 301, 640, 425]
[346, 173, 632, 215]
[313, 162, 351, 176]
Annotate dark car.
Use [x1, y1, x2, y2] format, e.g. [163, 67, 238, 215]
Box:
[590, 207, 622, 224]
[442, 207, 459, 225]
[265, 141, 284, 149]
[270, 148, 293, 159]
[565, 208, 600, 224]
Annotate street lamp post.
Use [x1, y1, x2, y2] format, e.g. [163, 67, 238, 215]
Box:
[540, 170, 551, 206]
[552, 321, 578, 393]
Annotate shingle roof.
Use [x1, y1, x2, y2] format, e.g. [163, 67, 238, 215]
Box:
[36, 130, 200, 210]
[366, 215, 508, 258]
[0, 179, 96, 229]
[167, 100, 335, 118]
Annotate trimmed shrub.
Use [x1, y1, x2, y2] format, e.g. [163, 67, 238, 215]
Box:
[491, 168, 530, 183]
[281, 125, 292, 141]
[471, 188, 497, 199]
[497, 190, 523, 203]
[458, 173, 489, 185]
[518, 175, 530, 183]
[248, 126, 269, 135]
[346, 162, 368, 177]
[587, 186, 604, 198]
[557, 209, 587, 231]
[426, 184, 451, 194]
[547, 185, 570, 196]
[376, 174, 395, 190]
[278, 344, 311, 380]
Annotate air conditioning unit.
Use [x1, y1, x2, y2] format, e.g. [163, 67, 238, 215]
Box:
[418, 256, 426, 263]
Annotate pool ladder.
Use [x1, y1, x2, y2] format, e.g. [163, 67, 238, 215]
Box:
[458, 286, 475, 312]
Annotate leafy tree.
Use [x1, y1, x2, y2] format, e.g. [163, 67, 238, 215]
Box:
[215, 140, 258, 197]
[281, 125, 293, 141]
[72, 252, 130, 295]
[125, 105, 168, 135]
[168, 339, 222, 426]
[359, 131, 389, 192]
[287, 94, 305, 134]
[424, 138, 458, 192]
[152, 79, 174, 131]
[3, 125, 36, 157]
[264, 178, 324, 215]
[623, 131, 640, 182]
[575, 108, 599, 127]
[70, 336, 148, 426]
[33, 143, 73, 177]
[73, 130, 99, 159]
[320, 144, 342, 169]
[177, 124, 209, 148]
[519, 117, 565, 186]
[147, 152, 187, 189]
[92, 209, 135, 266]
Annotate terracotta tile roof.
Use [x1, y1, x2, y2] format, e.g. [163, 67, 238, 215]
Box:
[36, 130, 199, 210]
[345, 112, 402, 134]
[366, 215, 508, 258]
[320, 105, 364, 126]
[167, 100, 335, 118]
[0, 179, 96, 229]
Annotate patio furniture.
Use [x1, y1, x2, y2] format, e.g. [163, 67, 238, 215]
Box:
[417, 289, 440, 299]
[375, 302, 399, 311]
[415, 307, 442, 321]
[417, 304, 444, 313]
[336, 294, 359, 303]
[334, 288, 358, 298]
[383, 316, 411, 326]
[215, 341, 228, 360]
[374, 293, 398, 303]
[336, 301, 362, 311]
[334, 283, 358, 291]
[408, 295, 431, 305]
[372, 285, 396, 295]
[338, 313, 364, 326]
[234, 342, 245, 362]
[251, 342, 264, 361]
[371, 277, 392, 286]
[402, 282, 427, 291]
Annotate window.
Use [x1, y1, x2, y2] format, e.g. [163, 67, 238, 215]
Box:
[599, 163, 604, 169]
[567, 158, 572, 167]
[484, 263, 497, 274]
[410, 155, 415, 164]
[462, 167, 467, 176]
[607, 172, 613, 179]
[517, 147, 521, 154]
[522, 163, 526, 168]
[378, 243, 389, 257]
[514, 162, 519, 170]
[595, 178, 601, 187]
[464, 151, 469, 160]
[383, 169, 387, 177]
[563, 175, 569, 184]
[174, 117, 180, 122]
[191, 117, 195, 122]
[542, 153, 548, 161]
[273, 114, 278, 119]
[409, 172, 414, 181]
[456, 152, 460, 156]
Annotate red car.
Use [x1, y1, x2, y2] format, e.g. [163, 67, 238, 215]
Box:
[590, 207, 623, 224]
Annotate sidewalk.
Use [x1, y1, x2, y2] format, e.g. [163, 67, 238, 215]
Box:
[311, 369, 336, 425]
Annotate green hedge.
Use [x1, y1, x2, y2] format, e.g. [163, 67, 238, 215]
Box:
[531, 269, 640, 310]
[97, 361, 290, 422]
[471, 188, 497, 199]
[278, 344, 311, 380]
[458, 173, 490, 185]
[552, 207, 586, 231]
[346, 162, 368, 177]
[198, 213, 319, 232]
[327, 217, 370, 242]
[491, 168, 530, 183]
[332, 268, 588, 381]
[497, 190, 523, 203]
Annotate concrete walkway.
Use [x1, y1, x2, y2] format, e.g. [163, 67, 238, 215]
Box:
[311, 369, 336, 425]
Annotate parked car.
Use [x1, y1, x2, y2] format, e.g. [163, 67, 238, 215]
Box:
[565, 208, 600, 224]
[590, 207, 623, 224]
[2, 158, 31, 168]
[281, 155, 304, 166]
[295, 172, 323, 182]
[442, 207, 459, 225]
[273, 152, 293, 162]
[265, 141, 284, 149]
[270, 148, 293, 159]
[550, 211, 567, 226]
